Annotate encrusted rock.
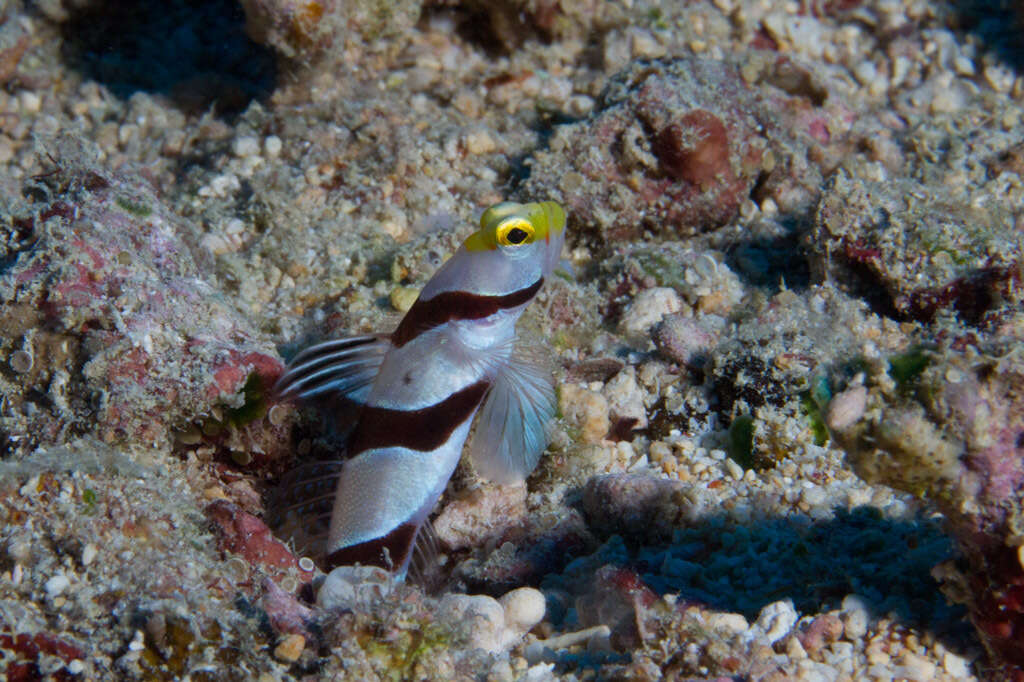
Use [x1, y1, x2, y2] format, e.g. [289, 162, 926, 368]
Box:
[618, 287, 683, 336]
[520, 56, 845, 240]
[559, 383, 611, 444]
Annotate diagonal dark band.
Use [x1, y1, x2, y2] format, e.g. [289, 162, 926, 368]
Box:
[326, 521, 418, 572]
[347, 380, 489, 455]
[391, 278, 543, 347]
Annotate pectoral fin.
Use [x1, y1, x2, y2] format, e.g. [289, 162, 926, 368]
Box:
[467, 353, 555, 485]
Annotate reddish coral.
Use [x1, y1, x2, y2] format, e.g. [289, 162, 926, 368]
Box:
[654, 110, 733, 186]
[261, 578, 315, 638]
[1, 160, 288, 458]
[0, 631, 84, 682]
[520, 56, 841, 240]
[899, 265, 1020, 325]
[206, 500, 315, 582]
[575, 565, 659, 649]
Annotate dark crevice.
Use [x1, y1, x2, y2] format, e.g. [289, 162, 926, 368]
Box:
[58, 0, 276, 119]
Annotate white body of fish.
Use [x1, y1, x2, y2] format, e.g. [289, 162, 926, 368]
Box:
[274, 201, 566, 577]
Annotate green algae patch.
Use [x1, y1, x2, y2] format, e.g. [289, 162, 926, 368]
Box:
[887, 347, 931, 390]
[727, 414, 756, 470]
[115, 195, 153, 217]
[225, 372, 269, 426]
[800, 375, 832, 446]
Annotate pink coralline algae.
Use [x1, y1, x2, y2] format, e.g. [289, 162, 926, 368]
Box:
[206, 499, 315, 583]
[0, 150, 287, 457]
[831, 344, 1024, 678]
[520, 56, 850, 240]
[0, 631, 85, 682]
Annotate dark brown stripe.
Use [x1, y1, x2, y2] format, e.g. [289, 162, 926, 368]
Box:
[326, 521, 418, 572]
[347, 380, 489, 454]
[391, 278, 543, 347]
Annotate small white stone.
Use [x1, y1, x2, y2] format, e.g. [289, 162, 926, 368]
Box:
[942, 650, 970, 677]
[127, 630, 145, 651]
[801, 485, 827, 507]
[81, 543, 98, 566]
[825, 386, 867, 432]
[755, 600, 798, 644]
[706, 612, 749, 634]
[264, 135, 283, 159]
[952, 55, 975, 76]
[567, 95, 594, 117]
[232, 135, 261, 158]
[840, 594, 870, 640]
[899, 651, 937, 680]
[44, 573, 70, 598]
[602, 367, 648, 430]
[206, 173, 240, 198]
[724, 458, 744, 481]
[499, 587, 546, 634]
[853, 61, 879, 88]
[629, 28, 664, 59]
[984, 63, 1015, 94]
[438, 593, 508, 653]
[67, 660, 85, 674]
[19, 91, 42, 114]
[464, 130, 496, 155]
[317, 565, 392, 612]
[619, 287, 683, 335]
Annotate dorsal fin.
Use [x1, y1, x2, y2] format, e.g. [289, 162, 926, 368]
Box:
[274, 334, 390, 402]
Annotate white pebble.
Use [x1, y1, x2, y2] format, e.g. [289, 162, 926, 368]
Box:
[316, 565, 392, 611]
[438, 593, 508, 653]
[984, 63, 1015, 94]
[264, 135, 283, 159]
[464, 130, 496, 155]
[44, 573, 70, 598]
[826, 386, 866, 432]
[81, 543, 97, 566]
[602, 367, 648, 430]
[567, 95, 594, 117]
[840, 594, 870, 640]
[705, 612, 748, 634]
[619, 287, 683, 335]
[499, 587, 546, 634]
[899, 651, 937, 680]
[755, 599, 798, 644]
[20, 91, 42, 114]
[127, 630, 145, 652]
[943, 650, 970, 677]
[232, 135, 261, 158]
[801, 484, 827, 507]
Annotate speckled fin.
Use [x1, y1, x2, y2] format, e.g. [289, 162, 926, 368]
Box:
[266, 460, 344, 563]
[274, 334, 390, 402]
[466, 351, 555, 485]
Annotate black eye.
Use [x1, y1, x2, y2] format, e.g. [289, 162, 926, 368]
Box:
[506, 227, 529, 244]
